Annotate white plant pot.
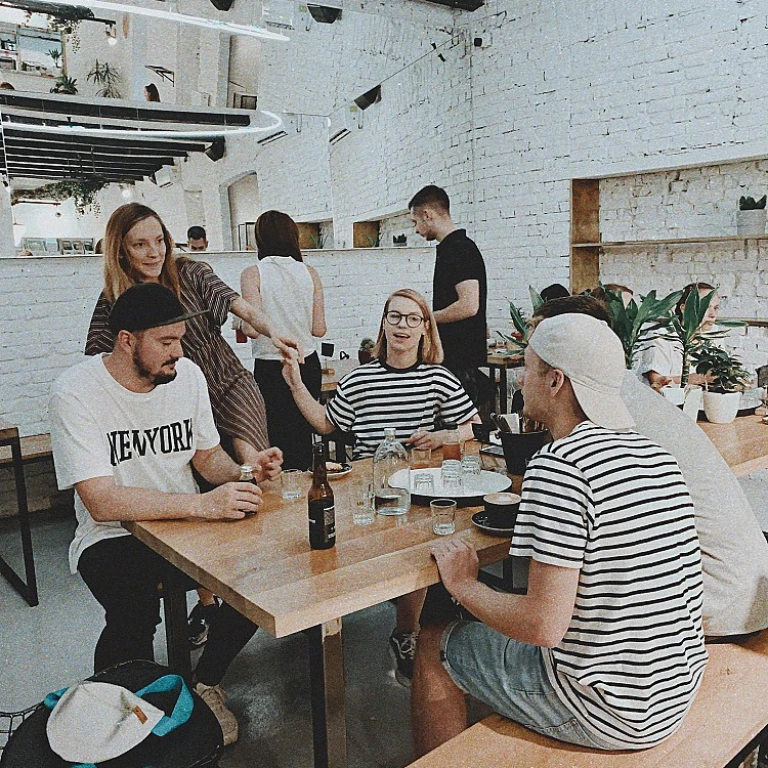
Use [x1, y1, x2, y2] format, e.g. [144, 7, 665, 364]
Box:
[681, 385, 703, 420]
[661, 385, 686, 407]
[703, 391, 741, 424]
[737, 208, 767, 237]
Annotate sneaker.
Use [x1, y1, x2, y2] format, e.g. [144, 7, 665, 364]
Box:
[188, 599, 219, 648]
[194, 682, 239, 746]
[389, 629, 418, 687]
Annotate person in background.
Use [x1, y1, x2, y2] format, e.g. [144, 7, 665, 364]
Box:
[85, 203, 299, 648]
[533, 294, 768, 640]
[409, 185, 493, 410]
[539, 282, 570, 302]
[240, 210, 326, 470]
[187, 225, 208, 252]
[412, 312, 705, 756]
[635, 281, 718, 390]
[51, 283, 282, 745]
[94, 238, 104, 254]
[283, 288, 480, 685]
[144, 83, 160, 102]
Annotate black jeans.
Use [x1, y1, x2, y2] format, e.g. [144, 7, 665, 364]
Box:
[78, 535, 258, 684]
[446, 365, 495, 410]
[254, 352, 322, 470]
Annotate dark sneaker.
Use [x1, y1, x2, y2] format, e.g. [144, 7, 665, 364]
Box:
[389, 629, 418, 687]
[188, 599, 219, 648]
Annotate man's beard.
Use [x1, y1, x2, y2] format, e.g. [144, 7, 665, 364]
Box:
[133, 349, 178, 386]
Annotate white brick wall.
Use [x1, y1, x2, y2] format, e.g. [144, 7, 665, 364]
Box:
[0, 247, 434, 438]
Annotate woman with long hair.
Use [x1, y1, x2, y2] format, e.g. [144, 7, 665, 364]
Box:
[144, 83, 160, 102]
[86, 203, 297, 468]
[282, 287, 479, 685]
[240, 210, 327, 469]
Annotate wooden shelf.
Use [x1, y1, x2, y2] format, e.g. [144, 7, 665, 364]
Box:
[573, 235, 768, 249]
[720, 317, 768, 328]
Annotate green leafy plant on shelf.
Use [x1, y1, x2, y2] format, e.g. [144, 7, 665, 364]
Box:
[692, 341, 751, 394]
[16, 178, 109, 215]
[87, 60, 123, 98]
[50, 74, 78, 94]
[739, 195, 767, 211]
[602, 286, 682, 370]
[46, 48, 62, 68]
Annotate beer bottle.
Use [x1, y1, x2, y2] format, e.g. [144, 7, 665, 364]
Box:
[239, 464, 256, 484]
[308, 442, 336, 549]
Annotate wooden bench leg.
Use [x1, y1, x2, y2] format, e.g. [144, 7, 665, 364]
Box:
[0, 431, 38, 607]
[162, 565, 192, 678]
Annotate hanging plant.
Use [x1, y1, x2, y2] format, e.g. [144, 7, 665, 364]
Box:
[15, 178, 109, 215]
[87, 60, 123, 98]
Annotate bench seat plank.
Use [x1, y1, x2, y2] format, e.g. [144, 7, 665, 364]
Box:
[410, 631, 768, 768]
[0, 433, 52, 466]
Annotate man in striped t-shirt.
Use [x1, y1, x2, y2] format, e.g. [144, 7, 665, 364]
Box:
[412, 313, 706, 756]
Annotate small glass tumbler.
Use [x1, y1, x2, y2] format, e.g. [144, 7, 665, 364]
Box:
[353, 482, 376, 526]
[411, 445, 432, 470]
[441, 459, 464, 494]
[281, 468, 303, 500]
[461, 455, 482, 491]
[412, 470, 435, 495]
[431, 498, 457, 536]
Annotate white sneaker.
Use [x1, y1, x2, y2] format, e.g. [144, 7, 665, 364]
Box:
[194, 682, 239, 746]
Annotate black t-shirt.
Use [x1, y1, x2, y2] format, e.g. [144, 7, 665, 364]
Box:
[433, 229, 487, 369]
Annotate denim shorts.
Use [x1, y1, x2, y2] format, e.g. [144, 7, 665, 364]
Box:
[440, 620, 615, 750]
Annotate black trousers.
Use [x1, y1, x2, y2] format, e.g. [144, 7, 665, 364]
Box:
[253, 352, 322, 470]
[78, 535, 258, 684]
[445, 365, 495, 410]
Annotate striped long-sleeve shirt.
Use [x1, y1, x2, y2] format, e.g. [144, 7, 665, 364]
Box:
[511, 421, 706, 749]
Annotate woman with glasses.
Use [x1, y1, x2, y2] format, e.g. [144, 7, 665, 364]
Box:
[283, 287, 479, 460]
[283, 287, 479, 685]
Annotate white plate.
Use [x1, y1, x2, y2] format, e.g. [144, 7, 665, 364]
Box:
[388, 468, 511, 499]
[306, 462, 353, 478]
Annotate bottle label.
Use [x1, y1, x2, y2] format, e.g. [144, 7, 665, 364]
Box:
[309, 499, 336, 547]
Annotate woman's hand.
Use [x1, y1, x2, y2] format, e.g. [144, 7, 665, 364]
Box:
[254, 447, 283, 482]
[406, 429, 443, 450]
[281, 350, 303, 391]
[272, 335, 305, 363]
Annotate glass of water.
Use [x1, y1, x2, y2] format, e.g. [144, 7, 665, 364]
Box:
[281, 468, 303, 500]
[441, 459, 463, 494]
[353, 482, 375, 525]
[461, 455, 482, 491]
[412, 470, 435, 495]
[431, 498, 457, 536]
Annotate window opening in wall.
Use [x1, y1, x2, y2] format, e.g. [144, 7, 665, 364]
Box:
[234, 92, 258, 110]
[353, 220, 380, 248]
[306, 4, 342, 24]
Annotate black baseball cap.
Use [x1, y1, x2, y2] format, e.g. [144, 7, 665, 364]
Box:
[108, 283, 208, 334]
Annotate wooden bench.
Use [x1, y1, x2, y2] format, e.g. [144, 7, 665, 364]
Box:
[409, 630, 768, 768]
[0, 432, 52, 469]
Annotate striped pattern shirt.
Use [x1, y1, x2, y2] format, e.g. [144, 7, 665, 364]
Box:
[511, 421, 706, 749]
[325, 360, 477, 459]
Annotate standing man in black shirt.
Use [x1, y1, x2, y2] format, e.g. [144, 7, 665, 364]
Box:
[409, 185, 492, 408]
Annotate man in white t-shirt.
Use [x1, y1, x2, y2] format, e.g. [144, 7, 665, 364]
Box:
[50, 283, 282, 746]
[412, 314, 705, 756]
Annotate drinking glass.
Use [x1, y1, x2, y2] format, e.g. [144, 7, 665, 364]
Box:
[431, 498, 457, 535]
[281, 468, 303, 500]
[461, 455, 482, 490]
[440, 459, 463, 494]
[353, 482, 375, 525]
[412, 470, 435, 495]
[411, 445, 432, 469]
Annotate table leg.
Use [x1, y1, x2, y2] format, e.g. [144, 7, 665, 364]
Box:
[0, 433, 38, 607]
[162, 565, 192, 677]
[498, 366, 509, 414]
[306, 619, 347, 768]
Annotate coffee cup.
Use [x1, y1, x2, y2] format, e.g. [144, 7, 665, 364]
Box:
[483, 492, 521, 516]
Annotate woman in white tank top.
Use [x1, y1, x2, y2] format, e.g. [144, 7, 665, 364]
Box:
[241, 211, 327, 469]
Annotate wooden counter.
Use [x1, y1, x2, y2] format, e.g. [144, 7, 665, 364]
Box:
[699, 414, 768, 476]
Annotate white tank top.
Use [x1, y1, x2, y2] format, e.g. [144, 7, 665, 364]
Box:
[250, 255, 316, 361]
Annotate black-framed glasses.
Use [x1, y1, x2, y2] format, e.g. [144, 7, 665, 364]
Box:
[384, 311, 425, 328]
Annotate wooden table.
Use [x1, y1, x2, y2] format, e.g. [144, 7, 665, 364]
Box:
[125, 446, 513, 768]
[0, 421, 38, 606]
[700, 414, 768, 476]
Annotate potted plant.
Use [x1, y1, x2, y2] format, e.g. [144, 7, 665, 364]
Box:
[692, 342, 751, 423]
[87, 60, 122, 98]
[392, 234, 407, 246]
[737, 195, 767, 237]
[602, 286, 682, 370]
[496, 287, 543, 352]
[358, 338, 375, 364]
[50, 73, 77, 94]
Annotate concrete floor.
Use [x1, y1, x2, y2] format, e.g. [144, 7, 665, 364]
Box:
[0, 510, 422, 767]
